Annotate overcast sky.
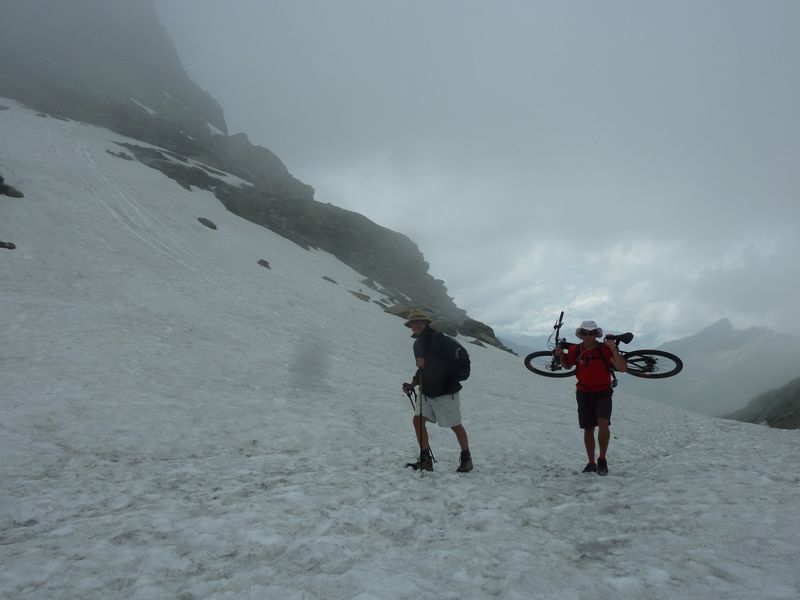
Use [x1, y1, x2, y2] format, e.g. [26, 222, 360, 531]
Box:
[156, 0, 800, 343]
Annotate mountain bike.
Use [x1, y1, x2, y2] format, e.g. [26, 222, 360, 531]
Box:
[523, 311, 683, 381]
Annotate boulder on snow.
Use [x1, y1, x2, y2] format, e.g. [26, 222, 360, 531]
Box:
[0, 175, 24, 198]
[197, 217, 217, 230]
[106, 150, 134, 161]
[349, 291, 371, 302]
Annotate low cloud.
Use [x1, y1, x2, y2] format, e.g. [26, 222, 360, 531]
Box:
[157, 0, 800, 341]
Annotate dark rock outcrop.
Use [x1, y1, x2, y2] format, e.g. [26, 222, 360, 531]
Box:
[197, 218, 217, 230]
[213, 184, 472, 327]
[0, 175, 24, 198]
[726, 376, 800, 429]
[210, 133, 314, 199]
[106, 150, 135, 161]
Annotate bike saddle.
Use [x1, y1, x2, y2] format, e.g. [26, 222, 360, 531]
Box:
[606, 332, 634, 344]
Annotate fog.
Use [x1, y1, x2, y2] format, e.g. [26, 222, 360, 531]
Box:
[156, 0, 800, 342]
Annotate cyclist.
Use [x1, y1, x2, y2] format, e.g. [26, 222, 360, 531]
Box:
[554, 320, 627, 475]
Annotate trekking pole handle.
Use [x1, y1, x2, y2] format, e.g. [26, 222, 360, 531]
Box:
[404, 388, 417, 410]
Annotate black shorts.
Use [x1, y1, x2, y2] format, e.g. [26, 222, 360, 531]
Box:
[576, 388, 613, 429]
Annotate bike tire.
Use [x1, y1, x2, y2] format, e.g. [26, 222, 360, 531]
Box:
[524, 351, 577, 378]
[623, 350, 683, 379]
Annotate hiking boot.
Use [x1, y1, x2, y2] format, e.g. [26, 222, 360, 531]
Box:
[582, 462, 597, 473]
[597, 458, 608, 476]
[406, 449, 434, 471]
[456, 450, 473, 473]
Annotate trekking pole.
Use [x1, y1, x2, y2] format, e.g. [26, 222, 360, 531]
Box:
[406, 388, 421, 453]
[405, 388, 427, 474]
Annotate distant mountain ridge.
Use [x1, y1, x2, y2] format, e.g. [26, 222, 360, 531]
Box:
[623, 318, 800, 417]
[0, 0, 509, 349]
[502, 325, 661, 358]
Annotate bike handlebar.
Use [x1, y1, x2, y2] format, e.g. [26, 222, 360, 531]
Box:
[551, 311, 634, 346]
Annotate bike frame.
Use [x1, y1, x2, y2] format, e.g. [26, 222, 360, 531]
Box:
[546, 310, 568, 372]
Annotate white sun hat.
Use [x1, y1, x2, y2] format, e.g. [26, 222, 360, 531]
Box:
[575, 320, 603, 338]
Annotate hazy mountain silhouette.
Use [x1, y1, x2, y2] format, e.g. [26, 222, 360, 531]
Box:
[623, 318, 800, 416]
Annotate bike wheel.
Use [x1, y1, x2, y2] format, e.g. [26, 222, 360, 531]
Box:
[524, 351, 576, 378]
[623, 350, 683, 379]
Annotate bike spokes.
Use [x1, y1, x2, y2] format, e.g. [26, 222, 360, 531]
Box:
[624, 350, 683, 379]
[524, 351, 576, 378]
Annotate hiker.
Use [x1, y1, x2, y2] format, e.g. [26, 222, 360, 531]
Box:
[401, 309, 472, 473]
[554, 319, 627, 475]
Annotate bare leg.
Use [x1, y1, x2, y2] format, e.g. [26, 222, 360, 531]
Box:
[413, 415, 430, 449]
[451, 424, 469, 451]
[597, 418, 610, 459]
[583, 427, 596, 462]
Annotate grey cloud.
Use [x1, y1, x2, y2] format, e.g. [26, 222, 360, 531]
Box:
[688, 239, 800, 328]
[156, 0, 800, 340]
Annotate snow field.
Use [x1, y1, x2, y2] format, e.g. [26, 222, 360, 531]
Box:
[1, 100, 799, 599]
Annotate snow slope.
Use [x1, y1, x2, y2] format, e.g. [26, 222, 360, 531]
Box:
[1, 99, 799, 600]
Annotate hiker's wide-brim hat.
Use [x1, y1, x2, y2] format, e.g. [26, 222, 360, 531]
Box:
[404, 309, 433, 328]
[575, 320, 603, 338]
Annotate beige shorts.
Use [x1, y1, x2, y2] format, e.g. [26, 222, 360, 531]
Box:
[416, 392, 463, 428]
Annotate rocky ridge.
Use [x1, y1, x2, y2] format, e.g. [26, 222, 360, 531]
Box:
[0, 0, 509, 349]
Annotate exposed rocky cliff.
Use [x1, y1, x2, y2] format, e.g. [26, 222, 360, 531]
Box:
[0, 0, 509, 348]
